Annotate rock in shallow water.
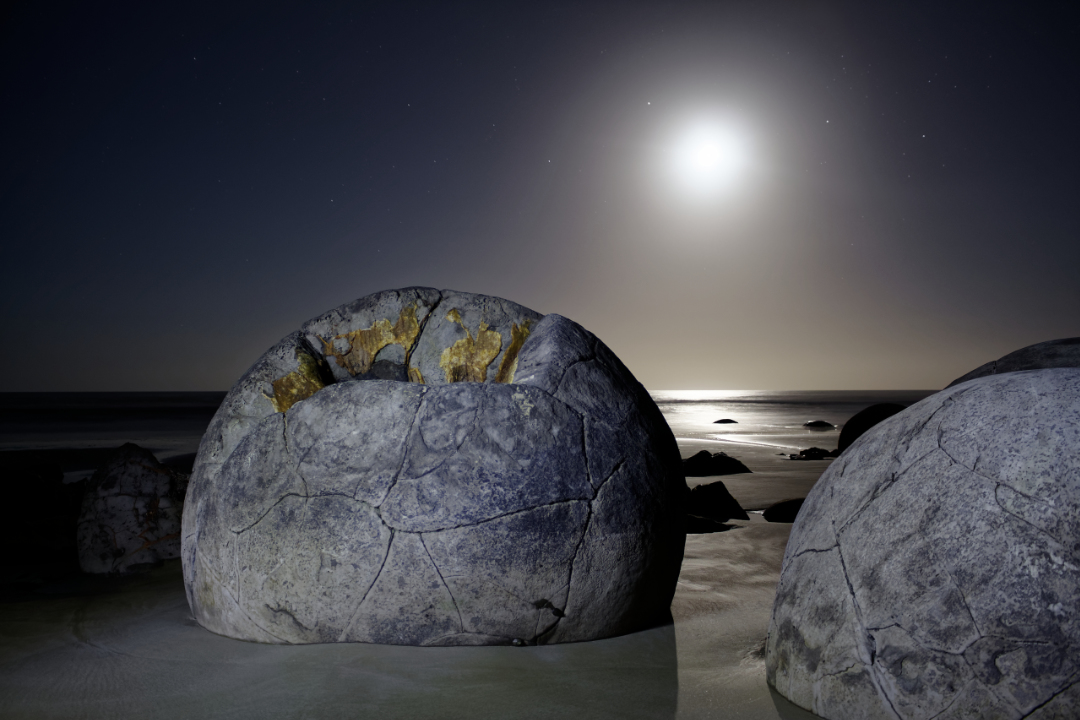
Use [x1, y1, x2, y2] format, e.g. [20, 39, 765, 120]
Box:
[182, 288, 686, 646]
[766, 369, 1080, 719]
[683, 450, 752, 476]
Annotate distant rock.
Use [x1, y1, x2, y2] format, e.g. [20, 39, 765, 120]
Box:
[767, 369, 1080, 719]
[836, 403, 907, 454]
[712, 418, 738, 424]
[78, 443, 189, 574]
[762, 499, 803, 523]
[788, 447, 838, 461]
[688, 480, 750, 522]
[682, 450, 752, 476]
[802, 420, 834, 429]
[946, 336, 1080, 388]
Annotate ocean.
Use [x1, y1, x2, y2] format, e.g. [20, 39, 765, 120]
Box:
[2, 389, 937, 458]
[0, 387, 938, 495]
[0, 388, 941, 719]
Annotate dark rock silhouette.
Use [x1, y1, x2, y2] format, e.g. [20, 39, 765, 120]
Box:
[788, 447, 838, 461]
[0, 452, 88, 586]
[682, 450, 752, 476]
[688, 480, 750, 522]
[763, 499, 804, 523]
[712, 418, 738, 424]
[946, 336, 1080, 388]
[837, 403, 907, 454]
[802, 420, 834, 429]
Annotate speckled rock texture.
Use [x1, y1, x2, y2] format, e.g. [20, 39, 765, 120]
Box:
[946, 337, 1080, 388]
[182, 287, 685, 646]
[78, 443, 189, 574]
[766, 368, 1080, 720]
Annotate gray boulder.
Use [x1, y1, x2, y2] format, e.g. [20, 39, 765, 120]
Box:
[78, 443, 189, 574]
[946, 337, 1080, 388]
[182, 288, 685, 646]
[766, 369, 1080, 719]
[836, 403, 907, 454]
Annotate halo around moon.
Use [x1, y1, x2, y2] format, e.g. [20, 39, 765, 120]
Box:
[668, 122, 749, 198]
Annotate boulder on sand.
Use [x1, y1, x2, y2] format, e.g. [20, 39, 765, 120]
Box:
[78, 443, 189, 574]
[836, 403, 906, 454]
[688, 480, 749, 523]
[767, 369, 1080, 719]
[762, 499, 803, 523]
[182, 288, 686, 646]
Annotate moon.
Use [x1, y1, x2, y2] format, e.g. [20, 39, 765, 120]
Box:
[669, 122, 749, 197]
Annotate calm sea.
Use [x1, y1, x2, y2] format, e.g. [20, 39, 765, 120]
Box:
[0, 389, 940, 480]
[652, 389, 938, 453]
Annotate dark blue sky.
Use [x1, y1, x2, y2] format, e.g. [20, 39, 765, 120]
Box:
[3, 1, 1077, 391]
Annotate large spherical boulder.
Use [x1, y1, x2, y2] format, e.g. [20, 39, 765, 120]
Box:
[767, 369, 1080, 719]
[182, 288, 685, 646]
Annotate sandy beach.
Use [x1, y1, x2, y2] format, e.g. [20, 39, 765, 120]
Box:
[0, 390, 930, 718]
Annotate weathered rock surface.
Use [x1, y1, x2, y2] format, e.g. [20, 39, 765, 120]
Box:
[683, 450, 752, 476]
[766, 369, 1080, 719]
[946, 337, 1080, 388]
[78, 443, 189, 574]
[182, 288, 685, 646]
[836, 403, 907, 454]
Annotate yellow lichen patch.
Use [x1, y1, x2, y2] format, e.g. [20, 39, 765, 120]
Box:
[320, 305, 421, 376]
[267, 349, 329, 413]
[408, 366, 425, 384]
[439, 309, 503, 383]
[494, 319, 532, 384]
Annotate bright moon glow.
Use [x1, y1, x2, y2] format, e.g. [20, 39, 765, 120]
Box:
[669, 123, 749, 196]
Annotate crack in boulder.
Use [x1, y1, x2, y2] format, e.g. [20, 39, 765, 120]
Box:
[420, 534, 463, 634]
[337, 529, 395, 642]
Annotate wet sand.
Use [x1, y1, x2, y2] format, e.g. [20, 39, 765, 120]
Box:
[0, 518, 818, 720]
[0, 392, 837, 718]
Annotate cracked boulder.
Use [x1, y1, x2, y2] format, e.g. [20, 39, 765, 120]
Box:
[78, 443, 190, 574]
[766, 369, 1080, 719]
[182, 287, 685, 645]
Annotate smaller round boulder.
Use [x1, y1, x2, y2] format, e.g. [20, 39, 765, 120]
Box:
[836, 403, 906, 454]
[767, 369, 1080, 719]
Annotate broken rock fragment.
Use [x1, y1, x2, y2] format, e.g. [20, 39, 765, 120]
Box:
[78, 443, 189, 574]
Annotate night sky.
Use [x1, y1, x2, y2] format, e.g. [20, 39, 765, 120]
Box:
[3, 1, 1077, 392]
